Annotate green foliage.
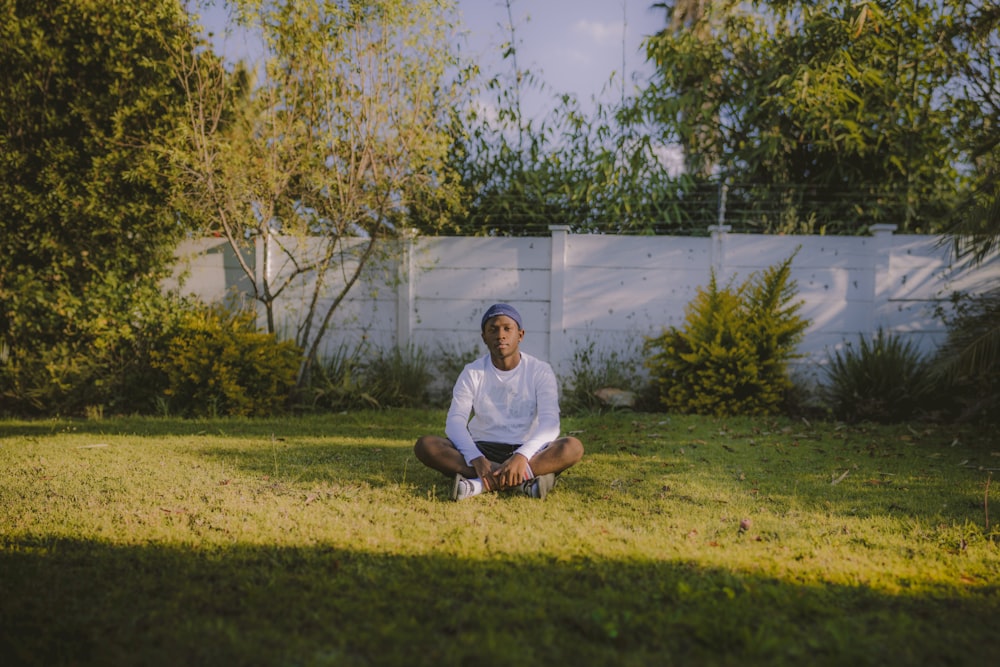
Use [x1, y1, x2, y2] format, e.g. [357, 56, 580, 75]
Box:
[560, 338, 655, 414]
[420, 344, 481, 407]
[430, 90, 704, 235]
[173, 0, 466, 381]
[151, 306, 301, 417]
[0, 0, 193, 352]
[645, 254, 809, 415]
[362, 345, 432, 409]
[413, 1, 697, 237]
[0, 0, 197, 415]
[930, 289, 1000, 423]
[0, 289, 303, 418]
[304, 344, 432, 411]
[303, 344, 379, 411]
[944, 2, 1000, 261]
[0, 284, 191, 417]
[643, 0, 977, 233]
[823, 328, 937, 423]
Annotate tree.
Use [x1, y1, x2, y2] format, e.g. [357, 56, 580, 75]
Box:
[0, 0, 194, 413]
[945, 0, 1000, 263]
[171, 0, 466, 383]
[933, 1, 999, 416]
[415, 0, 694, 236]
[643, 0, 969, 234]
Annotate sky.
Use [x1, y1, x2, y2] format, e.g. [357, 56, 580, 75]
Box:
[453, 0, 661, 118]
[199, 0, 663, 120]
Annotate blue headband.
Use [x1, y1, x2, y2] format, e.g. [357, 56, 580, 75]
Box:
[481, 303, 523, 331]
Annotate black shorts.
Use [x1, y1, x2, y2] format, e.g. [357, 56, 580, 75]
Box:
[475, 441, 521, 464]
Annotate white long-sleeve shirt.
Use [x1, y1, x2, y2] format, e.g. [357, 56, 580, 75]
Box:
[445, 352, 561, 466]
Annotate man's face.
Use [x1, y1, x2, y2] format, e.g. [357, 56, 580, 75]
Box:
[481, 314, 524, 362]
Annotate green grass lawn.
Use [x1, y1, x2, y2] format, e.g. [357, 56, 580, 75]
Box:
[1, 410, 997, 666]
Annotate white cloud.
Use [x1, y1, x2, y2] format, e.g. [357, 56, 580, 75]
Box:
[572, 19, 624, 46]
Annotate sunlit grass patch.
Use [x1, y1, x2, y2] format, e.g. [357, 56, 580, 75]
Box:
[1, 410, 997, 666]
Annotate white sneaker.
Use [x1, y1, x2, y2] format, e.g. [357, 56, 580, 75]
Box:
[452, 474, 475, 501]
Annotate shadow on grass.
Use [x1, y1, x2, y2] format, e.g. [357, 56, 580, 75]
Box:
[1, 537, 997, 667]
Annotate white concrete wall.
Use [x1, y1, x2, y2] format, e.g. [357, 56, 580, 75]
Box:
[170, 227, 1000, 382]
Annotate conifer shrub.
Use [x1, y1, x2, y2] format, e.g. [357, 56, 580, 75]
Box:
[644, 254, 809, 416]
[823, 328, 938, 423]
[151, 306, 301, 417]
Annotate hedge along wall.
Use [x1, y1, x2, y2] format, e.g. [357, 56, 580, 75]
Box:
[168, 225, 1000, 385]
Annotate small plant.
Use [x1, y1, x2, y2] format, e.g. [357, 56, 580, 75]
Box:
[306, 343, 434, 410]
[362, 345, 432, 408]
[644, 253, 809, 416]
[822, 328, 937, 423]
[429, 345, 480, 407]
[561, 337, 653, 414]
[304, 343, 377, 411]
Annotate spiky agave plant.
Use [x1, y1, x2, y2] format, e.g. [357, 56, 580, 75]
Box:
[823, 328, 937, 423]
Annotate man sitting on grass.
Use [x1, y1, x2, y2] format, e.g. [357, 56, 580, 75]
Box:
[414, 303, 584, 500]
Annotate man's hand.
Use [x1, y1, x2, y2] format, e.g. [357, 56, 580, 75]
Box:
[493, 453, 530, 490]
[471, 456, 500, 491]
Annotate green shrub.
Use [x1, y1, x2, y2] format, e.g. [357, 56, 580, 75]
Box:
[822, 328, 937, 423]
[644, 254, 809, 416]
[561, 338, 655, 414]
[363, 345, 432, 408]
[0, 284, 189, 417]
[430, 345, 480, 407]
[151, 306, 301, 417]
[303, 344, 377, 411]
[1, 286, 301, 418]
[930, 288, 1000, 423]
[305, 344, 432, 410]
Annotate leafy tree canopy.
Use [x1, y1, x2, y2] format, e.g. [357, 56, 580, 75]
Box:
[414, 0, 695, 237]
[641, 0, 996, 234]
[0, 0, 194, 350]
[944, 0, 1000, 262]
[171, 0, 468, 383]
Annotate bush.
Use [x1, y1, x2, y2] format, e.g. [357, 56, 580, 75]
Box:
[822, 328, 937, 423]
[429, 345, 480, 407]
[363, 345, 432, 408]
[0, 287, 301, 418]
[151, 306, 301, 417]
[930, 288, 1000, 423]
[304, 344, 432, 410]
[303, 344, 377, 411]
[560, 338, 655, 414]
[644, 254, 809, 416]
[0, 284, 189, 417]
